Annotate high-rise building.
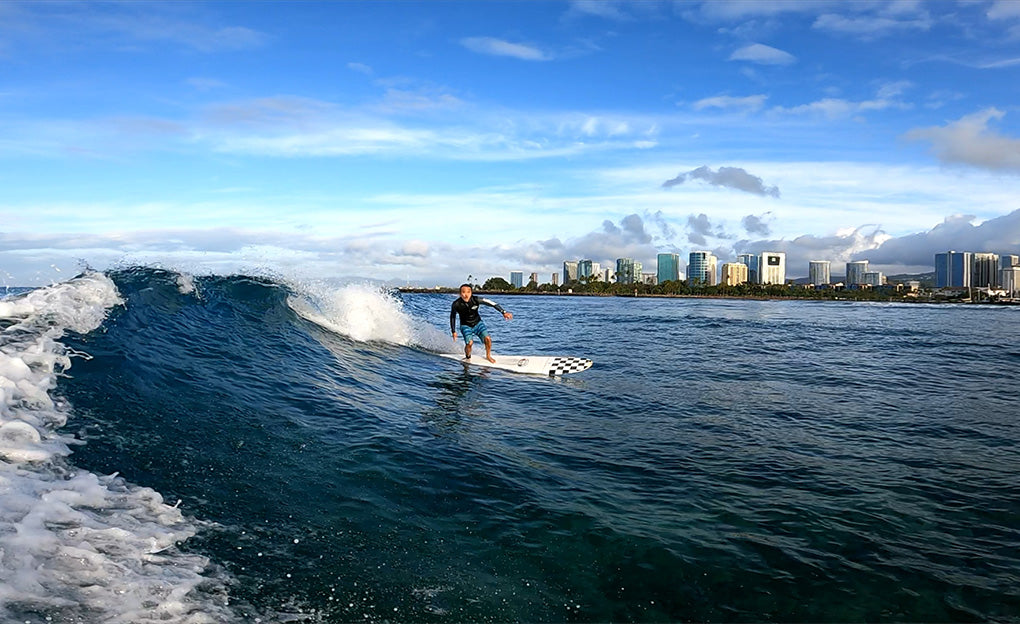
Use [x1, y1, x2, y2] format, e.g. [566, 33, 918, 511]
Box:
[863, 271, 884, 287]
[615, 258, 636, 284]
[737, 253, 758, 284]
[935, 251, 972, 288]
[509, 271, 523, 289]
[563, 261, 579, 284]
[551, 273, 559, 286]
[688, 251, 718, 285]
[758, 252, 786, 285]
[529, 272, 539, 286]
[577, 259, 594, 281]
[845, 260, 869, 286]
[1002, 255, 1020, 269]
[972, 252, 1000, 288]
[1002, 267, 1020, 296]
[809, 260, 831, 286]
[603, 268, 613, 283]
[720, 262, 749, 286]
[641, 273, 657, 285]
[656, 253, 680, 284]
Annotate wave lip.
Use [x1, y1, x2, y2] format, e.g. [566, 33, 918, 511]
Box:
[289, 281, 454, 352]
[0, 272, 236, 623]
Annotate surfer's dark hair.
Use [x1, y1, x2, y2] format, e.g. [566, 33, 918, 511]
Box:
[459, 283, 472, 290]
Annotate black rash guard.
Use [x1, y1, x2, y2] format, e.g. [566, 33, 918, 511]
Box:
[450, 295, 507, 333]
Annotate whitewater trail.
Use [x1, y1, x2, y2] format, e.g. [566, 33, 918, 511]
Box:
[287, 282, 455, 353]
[0, 273, 238, 623]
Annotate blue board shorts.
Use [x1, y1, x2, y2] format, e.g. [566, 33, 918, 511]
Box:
[460, 320, 490, 343]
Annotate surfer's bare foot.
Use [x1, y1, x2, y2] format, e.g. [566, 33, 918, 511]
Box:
[486, 354, 496, 363]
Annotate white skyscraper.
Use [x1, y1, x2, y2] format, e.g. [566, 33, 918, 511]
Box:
[563, 261, 579, 284]
[863, 271, 884, 287]
[846, 261, 869, 286]
[809, 260, 831, 286]
[1002, 267, 1020, 296]
[758, 252, 786, 285]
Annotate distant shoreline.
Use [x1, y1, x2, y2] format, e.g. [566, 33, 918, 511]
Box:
[396, 287, 1019, 305]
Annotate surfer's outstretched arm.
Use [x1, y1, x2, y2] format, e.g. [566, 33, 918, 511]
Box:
[478, 298, 513, 320]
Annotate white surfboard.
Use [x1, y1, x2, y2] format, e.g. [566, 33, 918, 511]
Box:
[439, 353, 593, 376]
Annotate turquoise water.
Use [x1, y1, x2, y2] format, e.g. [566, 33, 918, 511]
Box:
[3, 268, 1018, 622]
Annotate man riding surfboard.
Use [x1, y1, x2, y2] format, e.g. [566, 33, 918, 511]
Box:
[450, 284, 512, 363]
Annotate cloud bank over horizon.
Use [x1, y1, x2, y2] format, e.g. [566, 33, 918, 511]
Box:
[7, 208, 1020, 286]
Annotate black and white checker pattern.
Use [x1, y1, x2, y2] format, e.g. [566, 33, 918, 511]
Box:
[546, 356, 593, 376]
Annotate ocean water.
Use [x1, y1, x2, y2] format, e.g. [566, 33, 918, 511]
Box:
[2, 267, 1018, 622]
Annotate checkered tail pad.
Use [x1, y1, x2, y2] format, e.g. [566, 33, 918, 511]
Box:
[547, 356, 593, 376]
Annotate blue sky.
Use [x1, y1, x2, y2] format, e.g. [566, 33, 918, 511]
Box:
[2, 0, 1020, 285]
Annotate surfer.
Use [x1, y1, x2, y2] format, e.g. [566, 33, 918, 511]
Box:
[450, 284, 513, 363]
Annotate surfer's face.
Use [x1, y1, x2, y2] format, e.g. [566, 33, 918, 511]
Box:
[459, 286, 472, 301]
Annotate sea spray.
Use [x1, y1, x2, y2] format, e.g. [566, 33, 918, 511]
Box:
[0, 272, 238, 623]
[287, 281, 454, 352]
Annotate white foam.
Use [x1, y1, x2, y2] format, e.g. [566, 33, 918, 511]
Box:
[0, 272, 238, 623]
[288, 282, 453, 352]
[175, 272, 197, 296]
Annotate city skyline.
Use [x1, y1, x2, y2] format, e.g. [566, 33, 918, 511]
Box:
[2, 2, 1020, 286]
[502, 244, 1020, 289]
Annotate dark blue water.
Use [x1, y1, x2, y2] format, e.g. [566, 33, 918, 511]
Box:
[26, 269, 1020, 621]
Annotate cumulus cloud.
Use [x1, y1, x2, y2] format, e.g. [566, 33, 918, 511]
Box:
[648, 210, 678, 241]
[727, 209, 1020, 278]
[729, 43, 796, 65]
[498, 214, 659, 270]
[460, 36, 550, 61]
[400, 240, 430, 257]
[732, 225, 890, 278]
[862, 210, 1020, 267]
[903, 108, 1020, 173]
[742, 213, 772, 236]
[685, 213, 732, 246]
[663, 165, 780, 198]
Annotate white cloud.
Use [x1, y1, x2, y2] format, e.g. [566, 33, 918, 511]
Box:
[460, 36, 550, 61]
[812, 12, 932, 38]
[401, 240, 431, 257]
[904, 108, 1020, 173]
[987, 1, 1020, 21]
[347, 62, 374, 75]
[0, 3, 267, 53]
[693, 94, 768, 112]
[686, 0, 833, 22]
[566, 1, 633, 21]
[863, 210, 1020, 268]
[728, 43, 796, 65]
[771, 83, 912, 118]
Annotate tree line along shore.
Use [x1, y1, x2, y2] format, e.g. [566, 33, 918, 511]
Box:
[397, 276, 1015, 304]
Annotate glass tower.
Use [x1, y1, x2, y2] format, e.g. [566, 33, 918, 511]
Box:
[656, 253, 680, 284]
[688, 251, 717, 285]
[935, 251, 972, 288]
